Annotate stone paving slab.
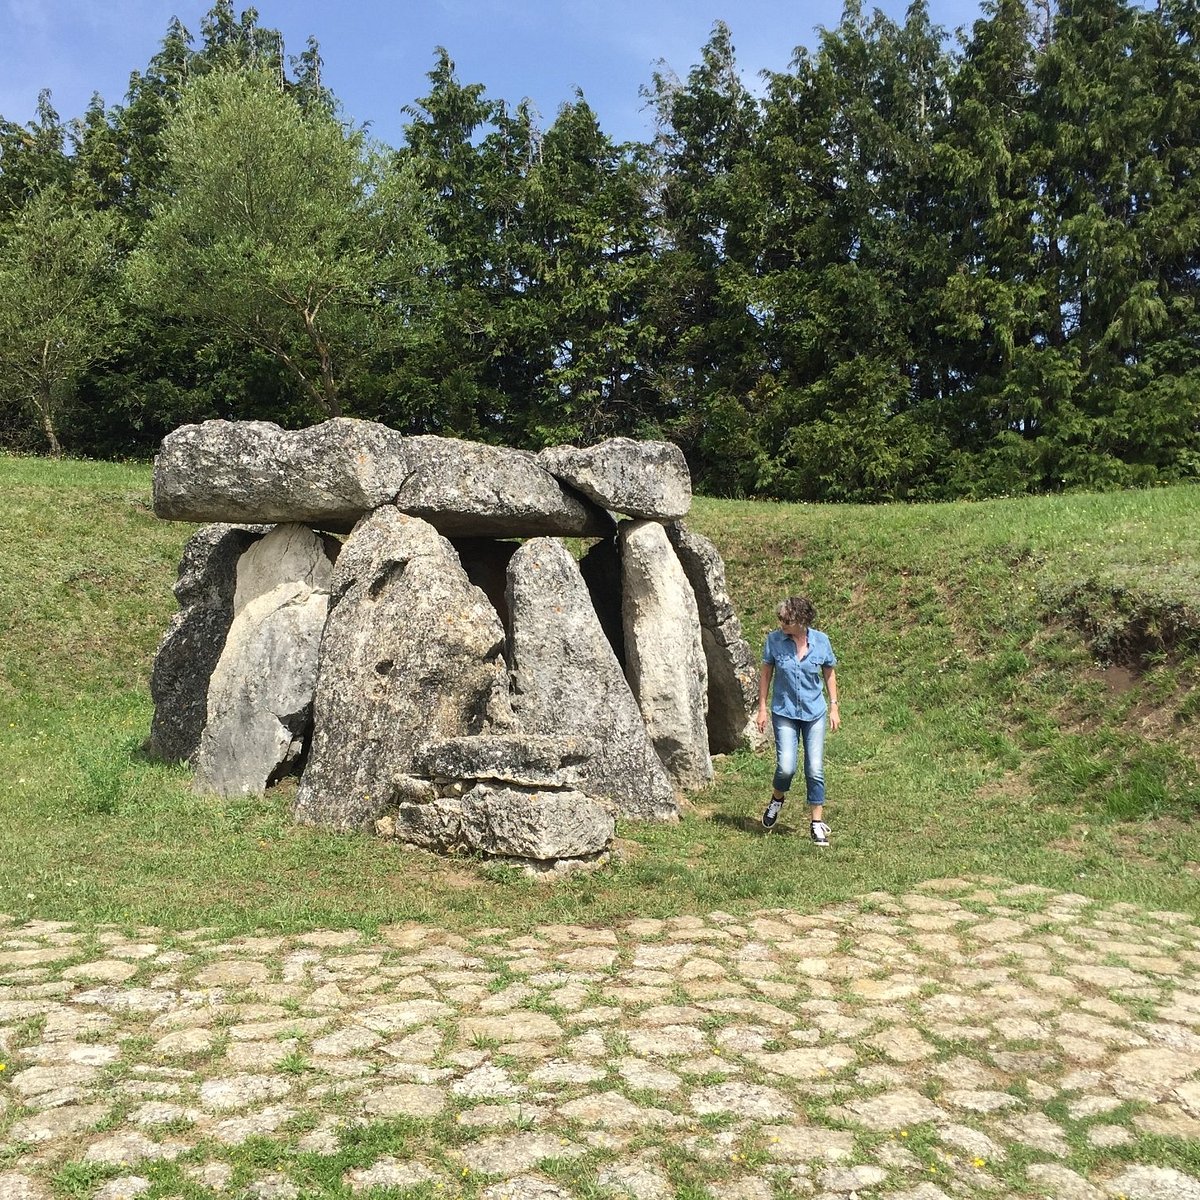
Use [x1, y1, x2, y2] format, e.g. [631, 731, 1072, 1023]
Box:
[1, 878, 1198, 1200]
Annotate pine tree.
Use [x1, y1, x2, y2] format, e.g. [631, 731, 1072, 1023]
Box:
[934, 0, 1045, 494]
[515, 96, 657, 444]
[0, 91, 72, 221]
[643, 22, 764, 494]
[748, 1, 951, 500]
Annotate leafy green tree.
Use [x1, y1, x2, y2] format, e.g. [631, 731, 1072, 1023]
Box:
[0, 187, 119, 454]
[129, 69, 438, 418]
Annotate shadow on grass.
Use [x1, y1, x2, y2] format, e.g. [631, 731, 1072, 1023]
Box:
[709, 811, 784, 836]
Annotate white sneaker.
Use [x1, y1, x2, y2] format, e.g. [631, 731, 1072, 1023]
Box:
[810, 820, 831, 847]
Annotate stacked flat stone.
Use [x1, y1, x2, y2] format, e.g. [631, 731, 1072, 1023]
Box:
[149, 419, 761, 872]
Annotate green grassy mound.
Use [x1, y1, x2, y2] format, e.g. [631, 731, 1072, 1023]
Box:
[1, 455, 1196, 930]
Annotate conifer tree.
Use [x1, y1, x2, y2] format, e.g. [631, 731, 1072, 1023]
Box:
[643, 22, 764, 494]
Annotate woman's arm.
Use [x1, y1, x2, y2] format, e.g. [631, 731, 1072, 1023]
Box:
[823, 665, 840, 732]
[756, 663, 773, 732]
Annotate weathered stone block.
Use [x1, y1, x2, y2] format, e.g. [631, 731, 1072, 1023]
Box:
[148, 523, 266, 764]
[539, 438, 691, 520]
[293, 508, 514, 832]
[153, 418, 410, 529]
[397, 436, 613, 537]
[621, 520, 713, 789]
[395, 784, 614, 860]
[507, 537, 677, 820]
[193, 524, 336, 796]
[415, 735, 596, 788]
[666, 520, 762, 752]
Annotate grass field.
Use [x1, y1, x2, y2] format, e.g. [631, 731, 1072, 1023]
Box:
[1, 455, 1197, 931]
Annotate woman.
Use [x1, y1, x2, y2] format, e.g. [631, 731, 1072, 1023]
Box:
[757, 595, 840, 844]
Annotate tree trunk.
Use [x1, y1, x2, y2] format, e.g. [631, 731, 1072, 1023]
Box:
[40, 396, 62, 458]
[302, 308, 341, 417]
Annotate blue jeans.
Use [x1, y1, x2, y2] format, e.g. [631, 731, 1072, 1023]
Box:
[772, 713, 826, 806]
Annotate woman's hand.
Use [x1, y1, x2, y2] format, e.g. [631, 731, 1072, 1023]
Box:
[756, 705, 768, 733]
[828, 703, 841, 733]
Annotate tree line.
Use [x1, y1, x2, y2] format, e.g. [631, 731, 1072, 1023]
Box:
[1, 0, 1197, 501]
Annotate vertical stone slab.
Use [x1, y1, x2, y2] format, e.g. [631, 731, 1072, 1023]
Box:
[148, 523, 266, 764]
[666, 520, 763, 752]
[620, 520, 713, 790]
[507, 538, 677, 821]
[294, 508, 515, 833]
[192, 524, 337, 796]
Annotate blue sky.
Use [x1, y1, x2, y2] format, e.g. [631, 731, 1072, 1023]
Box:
[3, 0, 987, 147]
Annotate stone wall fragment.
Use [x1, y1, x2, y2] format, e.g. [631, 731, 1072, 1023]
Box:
[621, 520, 713, 790]
[395, 785, 614, 860]
[293, 508, 515, 833]
[192, 524, 336, 796]
[539, 438, 691, 520]
[415, 735, 596, 789]
[148, 523, 267, 764]
[507, 538, 677, 821]
[666, 520, 762, 752]
[153, 418, 411, 529]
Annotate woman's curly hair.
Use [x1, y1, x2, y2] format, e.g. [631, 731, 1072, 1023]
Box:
[777, 596, 816, 627]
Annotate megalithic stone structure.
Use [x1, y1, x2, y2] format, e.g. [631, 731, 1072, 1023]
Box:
[148, 419, 760, 873]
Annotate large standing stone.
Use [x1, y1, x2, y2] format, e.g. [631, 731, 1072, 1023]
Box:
[294, 508, 514, 832]
[153, 418, 411, 528]
[539, 438, 691, 520]
[507, 538, 677, 820]
[666, 521, 761, 752]
[148, 523, 265, 764]
[395, 784, 614, 860]
[193, 524, 336, 796]
[396, 436, 613, 537]
[620, 520, 712, 790]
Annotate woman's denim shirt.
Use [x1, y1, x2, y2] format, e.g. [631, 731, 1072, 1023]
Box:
[763, 627, 837, 721]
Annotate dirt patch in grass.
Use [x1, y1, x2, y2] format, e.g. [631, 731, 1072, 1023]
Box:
[972, 767, 1031, 805]
[1100, 663, 1139, 694]
[1049, 830, 1088, 859]
[611, 837, 646, 861]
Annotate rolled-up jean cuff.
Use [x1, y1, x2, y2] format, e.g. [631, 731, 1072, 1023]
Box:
[770, 712, 826, 807]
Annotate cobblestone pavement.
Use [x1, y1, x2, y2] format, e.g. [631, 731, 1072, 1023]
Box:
[2, 878, 1199, 1200]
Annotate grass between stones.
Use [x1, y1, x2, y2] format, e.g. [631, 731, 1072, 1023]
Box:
[1, 454, 1198, 930]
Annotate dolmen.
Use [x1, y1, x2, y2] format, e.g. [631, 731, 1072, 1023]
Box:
[148, 418, 762, 875]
